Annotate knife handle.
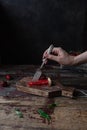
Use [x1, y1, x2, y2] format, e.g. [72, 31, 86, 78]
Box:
[40, 44, 54, 69]
[47, 44, 54, 54]
[43, 44, 54, 62]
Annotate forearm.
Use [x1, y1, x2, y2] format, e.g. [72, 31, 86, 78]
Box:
[72, 51, 87, 65]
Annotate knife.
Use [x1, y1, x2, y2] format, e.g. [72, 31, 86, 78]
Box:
[32, 44, 54, 81]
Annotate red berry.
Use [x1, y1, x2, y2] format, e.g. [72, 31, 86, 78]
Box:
[6, 74, 11, 80]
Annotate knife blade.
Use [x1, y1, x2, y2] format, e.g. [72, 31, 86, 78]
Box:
[32, 44, 54, 81]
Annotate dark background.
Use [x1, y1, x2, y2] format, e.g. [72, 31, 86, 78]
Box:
[0, 0, 87, 64]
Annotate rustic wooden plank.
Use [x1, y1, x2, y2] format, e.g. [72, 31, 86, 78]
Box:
[0, 65, 87, 130]
[0, 97, 87, 130]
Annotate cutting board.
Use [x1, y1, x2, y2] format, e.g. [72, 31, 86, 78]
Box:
[16, 77, 62, 97]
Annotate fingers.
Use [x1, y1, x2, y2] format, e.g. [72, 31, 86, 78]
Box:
[43, 47, 63, 58]
[52, 47, 64, 54]
[43, 50, 48, 59]
[42, 47, 65, 65]
[42, 58, 48, 64]
[46, 54, 59, 62]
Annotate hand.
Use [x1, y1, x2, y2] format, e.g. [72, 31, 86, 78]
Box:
[43, 47, 75, 65]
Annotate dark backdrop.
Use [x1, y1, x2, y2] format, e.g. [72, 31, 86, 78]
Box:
[0, 0, 87, 64]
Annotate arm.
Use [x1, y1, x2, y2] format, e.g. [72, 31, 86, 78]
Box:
[73, 51, 87, 65]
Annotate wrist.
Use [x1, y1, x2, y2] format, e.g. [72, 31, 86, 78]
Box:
[71, 55, 80, 65]
[69, 56, 75, 65]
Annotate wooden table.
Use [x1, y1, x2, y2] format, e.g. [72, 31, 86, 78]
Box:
[0, 65, 87, 130]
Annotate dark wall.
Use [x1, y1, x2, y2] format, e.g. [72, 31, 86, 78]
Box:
[0, 0, 87, 64]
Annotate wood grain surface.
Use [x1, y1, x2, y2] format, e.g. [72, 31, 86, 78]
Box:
[0, 65, 86, 130]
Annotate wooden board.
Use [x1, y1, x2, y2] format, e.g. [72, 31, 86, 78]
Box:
[16, 77, 62, 97]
